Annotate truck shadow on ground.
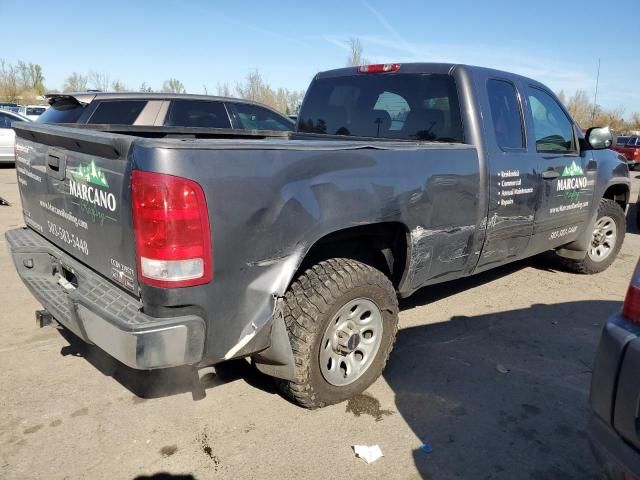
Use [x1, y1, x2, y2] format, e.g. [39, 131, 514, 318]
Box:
[58, 329, 278, 401]
[382, 299, 618, 479]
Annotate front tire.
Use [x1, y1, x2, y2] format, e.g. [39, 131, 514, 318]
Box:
[560, 198, 626, 274]
[278, 258, 399, 409]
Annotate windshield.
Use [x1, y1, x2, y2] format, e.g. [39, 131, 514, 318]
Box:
[298, 73, 463, 142]
[37, 99, 85, 123]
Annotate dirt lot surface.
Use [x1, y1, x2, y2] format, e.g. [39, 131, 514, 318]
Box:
[1, 165, 638, 480]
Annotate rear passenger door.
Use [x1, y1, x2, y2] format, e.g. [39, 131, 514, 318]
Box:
[475, 78, 540, 271]
[525, 86, 595, 250]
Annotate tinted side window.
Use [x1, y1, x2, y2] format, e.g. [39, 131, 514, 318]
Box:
[165, 100, 231, 128]
[233, 103, 292, 131]
[487, 80, 524, 149]
[527, 87, 575, 153]
[89, 100, 146, 124]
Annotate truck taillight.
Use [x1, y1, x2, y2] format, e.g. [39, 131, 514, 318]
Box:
[358, 63, 400, 73]
[622, 261, 640, 323]
[131, 170, 212, 288]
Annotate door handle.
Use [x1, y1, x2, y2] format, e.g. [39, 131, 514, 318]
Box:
[542, 170, 560, 180]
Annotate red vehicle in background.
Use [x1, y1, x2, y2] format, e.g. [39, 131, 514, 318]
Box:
[613, 136, 640, 170]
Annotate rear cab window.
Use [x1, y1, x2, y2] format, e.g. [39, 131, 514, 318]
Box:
[88, 100, 147, 124]
[298, 73, 463, 142]
[164, 100, 231, 128]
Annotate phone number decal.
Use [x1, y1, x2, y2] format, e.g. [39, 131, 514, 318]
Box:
[47, 221, 89, 256]
[549, 225, 578, 241]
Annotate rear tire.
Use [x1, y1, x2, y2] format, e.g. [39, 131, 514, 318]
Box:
[278, 258, 399, 409]
[560, 198, 626, 274]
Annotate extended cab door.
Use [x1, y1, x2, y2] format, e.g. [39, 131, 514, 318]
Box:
[524, 86, 595, 251]
[475, 77, 540, 271]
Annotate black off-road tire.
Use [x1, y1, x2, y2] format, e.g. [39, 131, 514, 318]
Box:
[278, 258, 399, 409]
[560, 198, 626, 274]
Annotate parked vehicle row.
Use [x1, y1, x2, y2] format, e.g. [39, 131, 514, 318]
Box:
[6, 63, 630, 412]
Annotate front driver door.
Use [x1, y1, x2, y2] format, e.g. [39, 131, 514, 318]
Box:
[525, 86, 595, 251]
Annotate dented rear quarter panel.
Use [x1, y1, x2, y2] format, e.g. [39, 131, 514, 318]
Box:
[130, 139, 481, 362]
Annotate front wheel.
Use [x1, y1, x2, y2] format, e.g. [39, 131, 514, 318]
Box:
[560, 198, 626, 274]
[278, 258, 399, 409]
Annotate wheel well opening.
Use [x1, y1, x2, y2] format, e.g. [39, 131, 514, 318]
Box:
[294, 223, 408, 289]
[603, 184, 629, 211]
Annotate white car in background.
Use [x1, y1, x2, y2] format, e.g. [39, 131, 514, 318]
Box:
[0, 110, 30, 164]
[18, 104, 48, 121]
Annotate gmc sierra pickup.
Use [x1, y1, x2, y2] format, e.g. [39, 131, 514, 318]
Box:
[6, 63, 631, 408]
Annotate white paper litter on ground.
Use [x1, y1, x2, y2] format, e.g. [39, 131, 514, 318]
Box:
[352, 444, 384, 464]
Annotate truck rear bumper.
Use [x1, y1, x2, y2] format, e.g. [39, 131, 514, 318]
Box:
[6, 227, 205, 370]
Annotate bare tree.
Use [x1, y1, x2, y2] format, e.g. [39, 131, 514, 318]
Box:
[232, 69, 305, 114]
[89, 71, 111, 91]
[556, 90, 566, 106]
[566, 90, 593, 127]
[161, 78, 186, 94]
[63, 72, 88, 92]
[216, 82, 232, 97]
[346, 37, 369, 67]
[139, 82, 153, 93]
[16, 61, 45, 94]
[111, 80, 127, 92]
[0, 60, 20, 101]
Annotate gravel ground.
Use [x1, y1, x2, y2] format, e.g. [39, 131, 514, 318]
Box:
[0, 165, 638, 480]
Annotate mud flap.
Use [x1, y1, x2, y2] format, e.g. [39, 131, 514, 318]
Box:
[252, 301, 296, 381]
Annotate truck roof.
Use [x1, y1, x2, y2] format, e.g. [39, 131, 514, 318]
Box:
[315, 62, 544, 87]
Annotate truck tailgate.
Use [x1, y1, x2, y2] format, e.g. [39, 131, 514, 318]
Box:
[13, 123, 140, 295]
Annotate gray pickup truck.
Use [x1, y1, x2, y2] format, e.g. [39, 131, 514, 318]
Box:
[7, 63, 630, 408]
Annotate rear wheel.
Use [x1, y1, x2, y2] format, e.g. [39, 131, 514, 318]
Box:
[560, 198, 626, 274]
[278, 258, 399, 409]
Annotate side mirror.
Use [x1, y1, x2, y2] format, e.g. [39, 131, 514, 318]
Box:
[585, 126, 613, 150]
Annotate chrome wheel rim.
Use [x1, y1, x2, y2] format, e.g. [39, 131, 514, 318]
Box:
[588, 215, 617, 262]
[319, 298, 384, 386]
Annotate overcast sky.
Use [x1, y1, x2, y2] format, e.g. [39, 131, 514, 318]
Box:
[2, 0, 638, 117]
